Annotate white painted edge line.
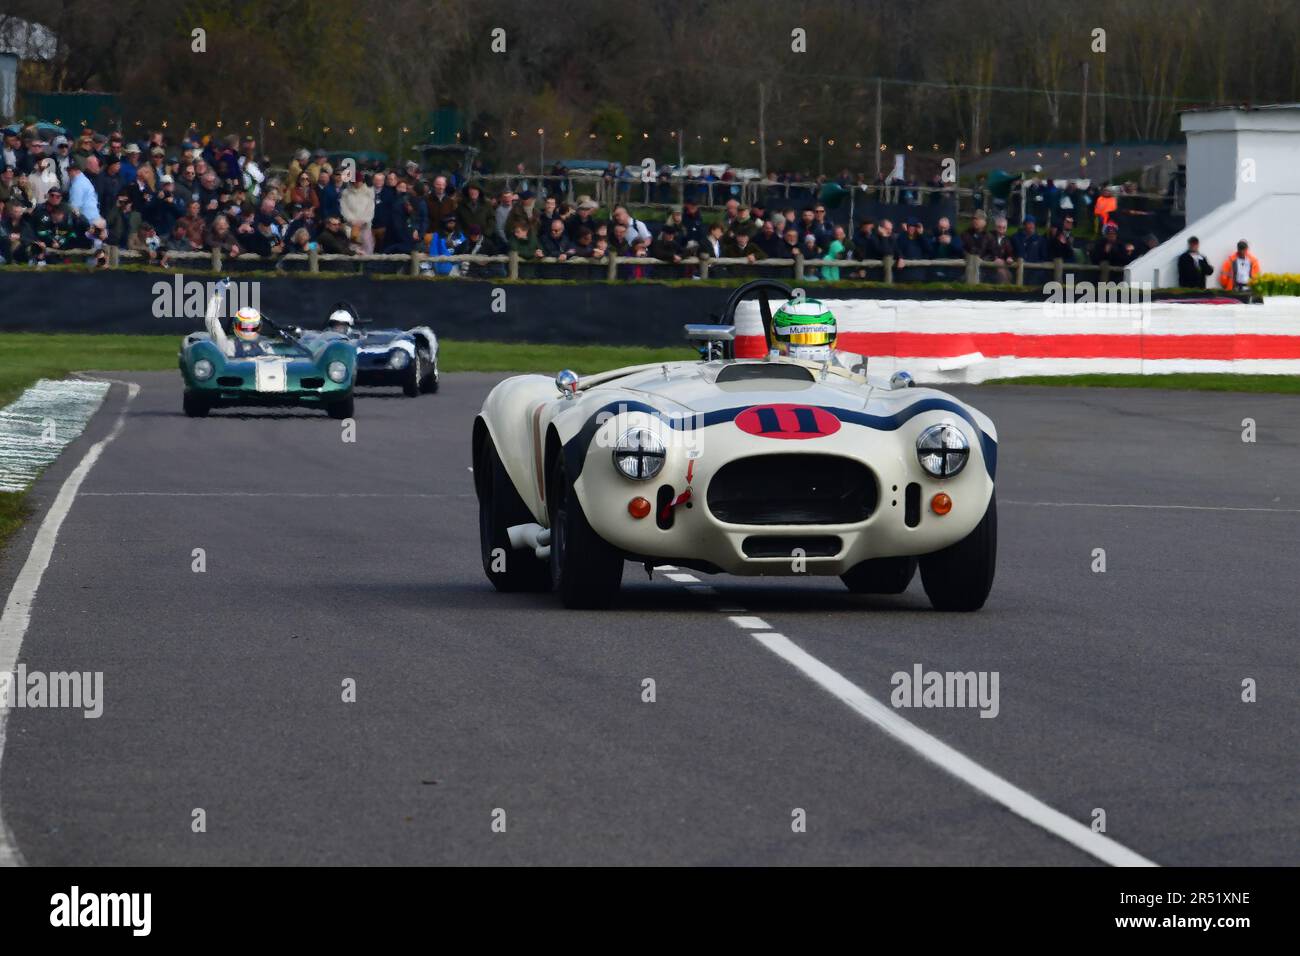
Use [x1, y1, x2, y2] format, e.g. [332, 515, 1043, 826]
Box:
[748, 629, 1157, 867]
[728, 615, 771, 630]
[80, 491, 474, 499]
[664, 572, 699, 583]
[1004, 499, 1300, 515]
[0, 379, 139, 867]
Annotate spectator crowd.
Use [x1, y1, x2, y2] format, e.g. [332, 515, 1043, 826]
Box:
[0, 123, 1235, 289]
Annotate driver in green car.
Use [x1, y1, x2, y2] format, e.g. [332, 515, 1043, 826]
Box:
[203, 284, 275, 358]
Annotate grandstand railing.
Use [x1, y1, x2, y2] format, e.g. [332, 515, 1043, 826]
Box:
[38, 246, 1122, 287]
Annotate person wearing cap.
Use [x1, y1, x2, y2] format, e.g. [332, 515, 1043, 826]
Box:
[50, 135, 73, 190]
[454, 222, 503, 278]
[1177, 236, 1213, 289]
[428, 212, 465, 274]
[118, 141, 142, 186]
[1220, 240, 1260, 291]
[1010, 215, 1046, 263]
[66, 156, 101, 224]
[0, 165, 29, 208]
[1, 127, 31, 176]
[566, 197, 600, 242]
[145, 174, 182, 236]
[1089, 221, 1132, 268]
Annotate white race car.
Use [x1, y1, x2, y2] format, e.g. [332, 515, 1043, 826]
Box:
[472, 281, 998, 611]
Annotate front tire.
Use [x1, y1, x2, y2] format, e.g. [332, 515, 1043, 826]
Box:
[477, 436, 551, 592]
[402, 352, 422, 397]
[420, 351, 439, 393]
[183, 390, 210, 417]
[548, 453, 623, 608]
[327, 394, 355, 419]
[841, 556, 916, 594]
[919, 493, 997, 611]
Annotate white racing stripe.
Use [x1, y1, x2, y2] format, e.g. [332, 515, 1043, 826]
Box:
[746, 627, 1157, 867]
[0, 380, 139, 866]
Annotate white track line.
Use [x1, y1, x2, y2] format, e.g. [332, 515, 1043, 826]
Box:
[0, 381, 139, 867]
[663, 572, 699, 583]
[80, 491, 473, 499]
[728, 616, 771, 630]
[747, 629, 1157, 867]
[1004, 499, 1300, 514]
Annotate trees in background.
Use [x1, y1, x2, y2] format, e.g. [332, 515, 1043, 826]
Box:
[4, 0, 1299, 171]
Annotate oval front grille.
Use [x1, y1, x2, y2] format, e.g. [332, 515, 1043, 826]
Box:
[706, 454, 876, 525]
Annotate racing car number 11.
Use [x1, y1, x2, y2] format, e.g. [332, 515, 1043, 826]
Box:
[735, 404, 842, 440]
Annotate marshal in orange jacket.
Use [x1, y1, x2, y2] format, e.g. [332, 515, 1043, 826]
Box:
[1219, 250, 1260, 289]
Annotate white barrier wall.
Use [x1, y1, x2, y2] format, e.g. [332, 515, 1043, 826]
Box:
[734, 297, 1300, 384]
[1129, 105, 1300, 287]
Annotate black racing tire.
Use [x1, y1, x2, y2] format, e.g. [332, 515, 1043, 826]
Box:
[547, 452, 623, 609]
[841, 555, 917, 594]
[326, 394, 355, 419]
[477, 435, 552, 592]
[420, 351, 439, 393]
[182, 390, 210, 417]
[918, 492, 997, 611]
[402, 352, 422, 397]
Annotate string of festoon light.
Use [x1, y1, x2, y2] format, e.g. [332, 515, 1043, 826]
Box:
[40, 115, 1171, 163]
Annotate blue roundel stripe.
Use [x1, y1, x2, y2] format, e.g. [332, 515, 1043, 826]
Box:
[564, 397, 997, 481]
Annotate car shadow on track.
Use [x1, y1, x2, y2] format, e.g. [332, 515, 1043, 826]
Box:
[384, 576, 938, 615]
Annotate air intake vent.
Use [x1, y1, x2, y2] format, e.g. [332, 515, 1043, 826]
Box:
[707, 454, 876, 525]
[217, 376, 243, 387]
[905, 483, 922, 528]
[300, 377, 325, 388]
[716, 363, 814, 383]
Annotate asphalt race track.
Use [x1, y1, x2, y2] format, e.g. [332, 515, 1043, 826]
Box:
[1, 372, 1296, 866]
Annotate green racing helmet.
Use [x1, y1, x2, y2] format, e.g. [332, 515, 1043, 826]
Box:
[769, 298, 838, 361]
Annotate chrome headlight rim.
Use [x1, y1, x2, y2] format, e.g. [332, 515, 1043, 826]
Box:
[611, 427, 667, 481]
[916, 422, 970, 478]
[327, 360, 349, 383]
[192, 358, 214, 381]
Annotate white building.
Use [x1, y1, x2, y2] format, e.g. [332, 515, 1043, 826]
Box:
[0, 16, 57, 121]
[1128, 104, 1300, 287]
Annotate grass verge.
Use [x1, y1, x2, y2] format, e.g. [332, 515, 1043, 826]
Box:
[986, 373, 1300, 393]
[0, 333, 696, 407]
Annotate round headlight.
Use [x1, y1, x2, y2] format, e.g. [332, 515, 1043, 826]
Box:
[916, 423, 969, 478]
[388, 349, 410, 369]
[193, 358, 214, 381]
[612, 427, 666, 480]
[327, 360, 349, 383]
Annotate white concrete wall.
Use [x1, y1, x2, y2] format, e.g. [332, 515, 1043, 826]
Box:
[1131, 106, 1300, 287]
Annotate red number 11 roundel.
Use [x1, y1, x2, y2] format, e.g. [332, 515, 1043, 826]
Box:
[734, 404, 842, 439]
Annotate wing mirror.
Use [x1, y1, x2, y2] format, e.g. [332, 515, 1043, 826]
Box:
[890, 371, 915, 389]
[556, 369, 579, 399]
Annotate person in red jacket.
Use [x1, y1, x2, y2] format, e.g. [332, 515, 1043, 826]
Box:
[1220, 240, 1260, 290]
